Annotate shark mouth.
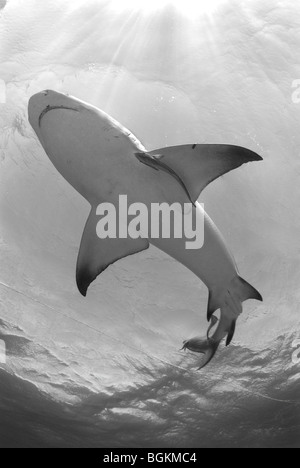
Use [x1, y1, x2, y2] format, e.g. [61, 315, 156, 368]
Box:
[39, 105, 79, 127]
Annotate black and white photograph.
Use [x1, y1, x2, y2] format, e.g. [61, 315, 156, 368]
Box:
[0, 0, 299, 449]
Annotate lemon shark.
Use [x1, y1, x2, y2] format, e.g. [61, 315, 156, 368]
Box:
[28, 90, 263, 369]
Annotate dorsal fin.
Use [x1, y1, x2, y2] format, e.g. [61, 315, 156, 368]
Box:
[145, 144, 262, 202]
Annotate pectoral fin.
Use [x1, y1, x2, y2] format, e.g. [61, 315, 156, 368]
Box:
[146, 144, 262, 203]
[76, 208, 149, 296]
[135, 152, 195, 205]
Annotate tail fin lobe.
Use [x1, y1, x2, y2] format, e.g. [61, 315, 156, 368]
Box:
[226, 320, 236, 346]
[198, 339, 221, 370]
[236, 276, 263, 303]
[207, 290, 220, 321]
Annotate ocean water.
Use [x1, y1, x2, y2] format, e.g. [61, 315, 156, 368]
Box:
[0, 0, 300, 448]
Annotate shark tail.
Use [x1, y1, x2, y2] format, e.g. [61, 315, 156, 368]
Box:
[207, 276, 262, 322]
[235, 275, 263, 303]
[182, 277, 262, 370]
[197, 339, 221, 370]
[199, 276, 263, 368]
[225, 276, 263, 346]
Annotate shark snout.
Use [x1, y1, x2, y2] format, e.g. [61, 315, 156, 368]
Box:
[28, 90, 56, 131]
[28, 90, 78, 133]
[29, 90, 55, 112]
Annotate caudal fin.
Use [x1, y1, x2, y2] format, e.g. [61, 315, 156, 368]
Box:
[207, 277, 263, 352]
[225, 320, 236, 346]
[197, 339, 221, 370]
[207, 276, 262, 322]
[226, 277, 262, 346]
[188, 277, 263, 370]
[207, 315, 219, 339]
[207, 291, 220, 321]
[221, 277, 262, 347]
[236, 276, 263, 303]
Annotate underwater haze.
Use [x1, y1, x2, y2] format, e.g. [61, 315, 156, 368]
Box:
[0, 0, 300, 448]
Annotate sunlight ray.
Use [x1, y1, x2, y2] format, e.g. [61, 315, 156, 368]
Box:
[109, 0, 226, 17]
